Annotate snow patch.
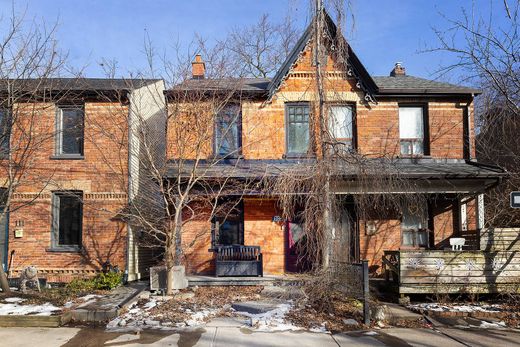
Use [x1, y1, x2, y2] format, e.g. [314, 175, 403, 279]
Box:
[3, 297, 26, 303]
[0, 302, 61, 316]
[408, 303, 502, 313]
[235, 303, 304, 332]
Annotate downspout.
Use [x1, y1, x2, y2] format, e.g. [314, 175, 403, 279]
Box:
[124, 90, 133, 284]
[467, 94, 474, 160]
[2, 210, 8, 272]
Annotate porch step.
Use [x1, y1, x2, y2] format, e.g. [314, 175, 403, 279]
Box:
[231, 300, 284, 314]
[187, 275, 299, 287]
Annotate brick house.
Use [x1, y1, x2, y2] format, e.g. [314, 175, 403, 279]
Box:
[166, 12, 505, 277]
[0, 78, 165, 282]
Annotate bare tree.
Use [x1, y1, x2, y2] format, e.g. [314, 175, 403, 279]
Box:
[430, 0, 519, 226]
[0, 8, 70, 292]
[218, 13, 300, 78]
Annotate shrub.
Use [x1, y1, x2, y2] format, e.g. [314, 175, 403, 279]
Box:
[94, 271, 123, 290]
[66, 277, 96, 292]
[66, 271, 123, 292]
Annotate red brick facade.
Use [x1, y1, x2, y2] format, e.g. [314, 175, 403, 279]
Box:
[170, 43, 480, 276]
[4, 101, 129, 282]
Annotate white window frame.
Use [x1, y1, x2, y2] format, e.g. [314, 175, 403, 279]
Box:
[399, 106, 425, 156]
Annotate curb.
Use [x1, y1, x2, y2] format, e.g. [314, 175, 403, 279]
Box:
[0, 311, 71, 327]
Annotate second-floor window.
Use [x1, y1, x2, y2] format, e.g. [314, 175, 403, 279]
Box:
[329, 105, 354, 149]
[399, 106, 424, 156]
[286, 103, 310, 156]
[0, 109, 10, 156]
[56, 106, 84, 157]
[215, 105, 241, 157]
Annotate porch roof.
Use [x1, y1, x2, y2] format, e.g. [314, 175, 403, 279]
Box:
[166, 158, 506, 181]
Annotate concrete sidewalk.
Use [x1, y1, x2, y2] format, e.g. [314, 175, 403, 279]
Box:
[1, 325, 519, 347]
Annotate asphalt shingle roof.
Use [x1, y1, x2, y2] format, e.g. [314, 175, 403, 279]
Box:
[168, 74, 480, 96]
[169, 78, 270, 94]
[373, 75, 481, 95]
[166, 159, 505, 180]
[0, 78, 161, 92]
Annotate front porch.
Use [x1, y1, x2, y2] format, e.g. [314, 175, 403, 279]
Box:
[382, 228, 520, 294]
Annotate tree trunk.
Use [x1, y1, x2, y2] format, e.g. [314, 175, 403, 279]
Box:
[0, 264, 10, 293]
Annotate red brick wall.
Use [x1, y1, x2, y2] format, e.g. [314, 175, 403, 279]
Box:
[181, 198, 286, 275]
[243, 198, 285, 275]
[182, 45, 473, 161]
[5, 101, 129, 282]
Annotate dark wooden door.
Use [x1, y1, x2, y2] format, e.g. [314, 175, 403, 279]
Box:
[285, 221, 308, 273]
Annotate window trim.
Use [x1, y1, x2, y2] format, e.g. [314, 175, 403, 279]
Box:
[285, 102, 311, 158]
[50, 191, 83, 252]
[327, 103, 357, 151]
[398, 103, 429, 157]
[213, 104, 242, 158]
[54, 105, 85, 159]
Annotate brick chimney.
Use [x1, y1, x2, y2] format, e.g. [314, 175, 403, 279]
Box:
[390, 62, 406, 77]
[191, 54, 205, 79]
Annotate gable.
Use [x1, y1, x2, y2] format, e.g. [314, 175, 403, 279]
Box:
[267, 10, 377, 103]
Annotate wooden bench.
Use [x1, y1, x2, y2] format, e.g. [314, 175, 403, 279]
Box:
[215, 245, 263, 277]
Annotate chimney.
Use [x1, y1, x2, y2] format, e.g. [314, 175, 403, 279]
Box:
[191, 54, 205, 79]
[390, 62, 406, 77]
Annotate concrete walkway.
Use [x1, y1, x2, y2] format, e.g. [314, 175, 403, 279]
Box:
[71, 282, 146, 322]
[1, 325, 519, 347]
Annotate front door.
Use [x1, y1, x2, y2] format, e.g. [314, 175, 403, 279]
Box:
[285, 220, 309, 272]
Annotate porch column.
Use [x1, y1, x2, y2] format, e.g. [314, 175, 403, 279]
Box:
[476, 193, 485, 230]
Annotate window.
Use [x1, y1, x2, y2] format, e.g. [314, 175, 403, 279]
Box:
[0, 109, 9, 156]
[401, 204, 428, 248]
[56, 106, 84, 157]
[286, 104, 310, 156]
[215, 105, 241, 157]
[212, 200, 244, 246]
[399, 106, 424, 156]
[51, 191, 83, 250]
[329, 105, 354, 149]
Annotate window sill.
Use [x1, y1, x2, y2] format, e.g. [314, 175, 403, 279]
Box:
[284, 154, 316, 159]
[49, 155, 85, 160]
[46, 246, 82, 253]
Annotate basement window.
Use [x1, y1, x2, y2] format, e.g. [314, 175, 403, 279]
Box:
[51, 191, 83, 251]
[55, 105, 84, 158]
[214, 104, 241, 158]
[399, 106, 425, 156]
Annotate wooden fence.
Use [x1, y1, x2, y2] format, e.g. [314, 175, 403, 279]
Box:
[383, 250, 520, 294]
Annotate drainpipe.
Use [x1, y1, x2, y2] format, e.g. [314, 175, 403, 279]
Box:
[124, 90, 133, 284]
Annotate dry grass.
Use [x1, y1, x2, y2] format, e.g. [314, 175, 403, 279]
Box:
[148, 286, 263, 323]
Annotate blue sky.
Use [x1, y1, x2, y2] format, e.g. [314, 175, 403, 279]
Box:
[0, 0, 506, 83]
